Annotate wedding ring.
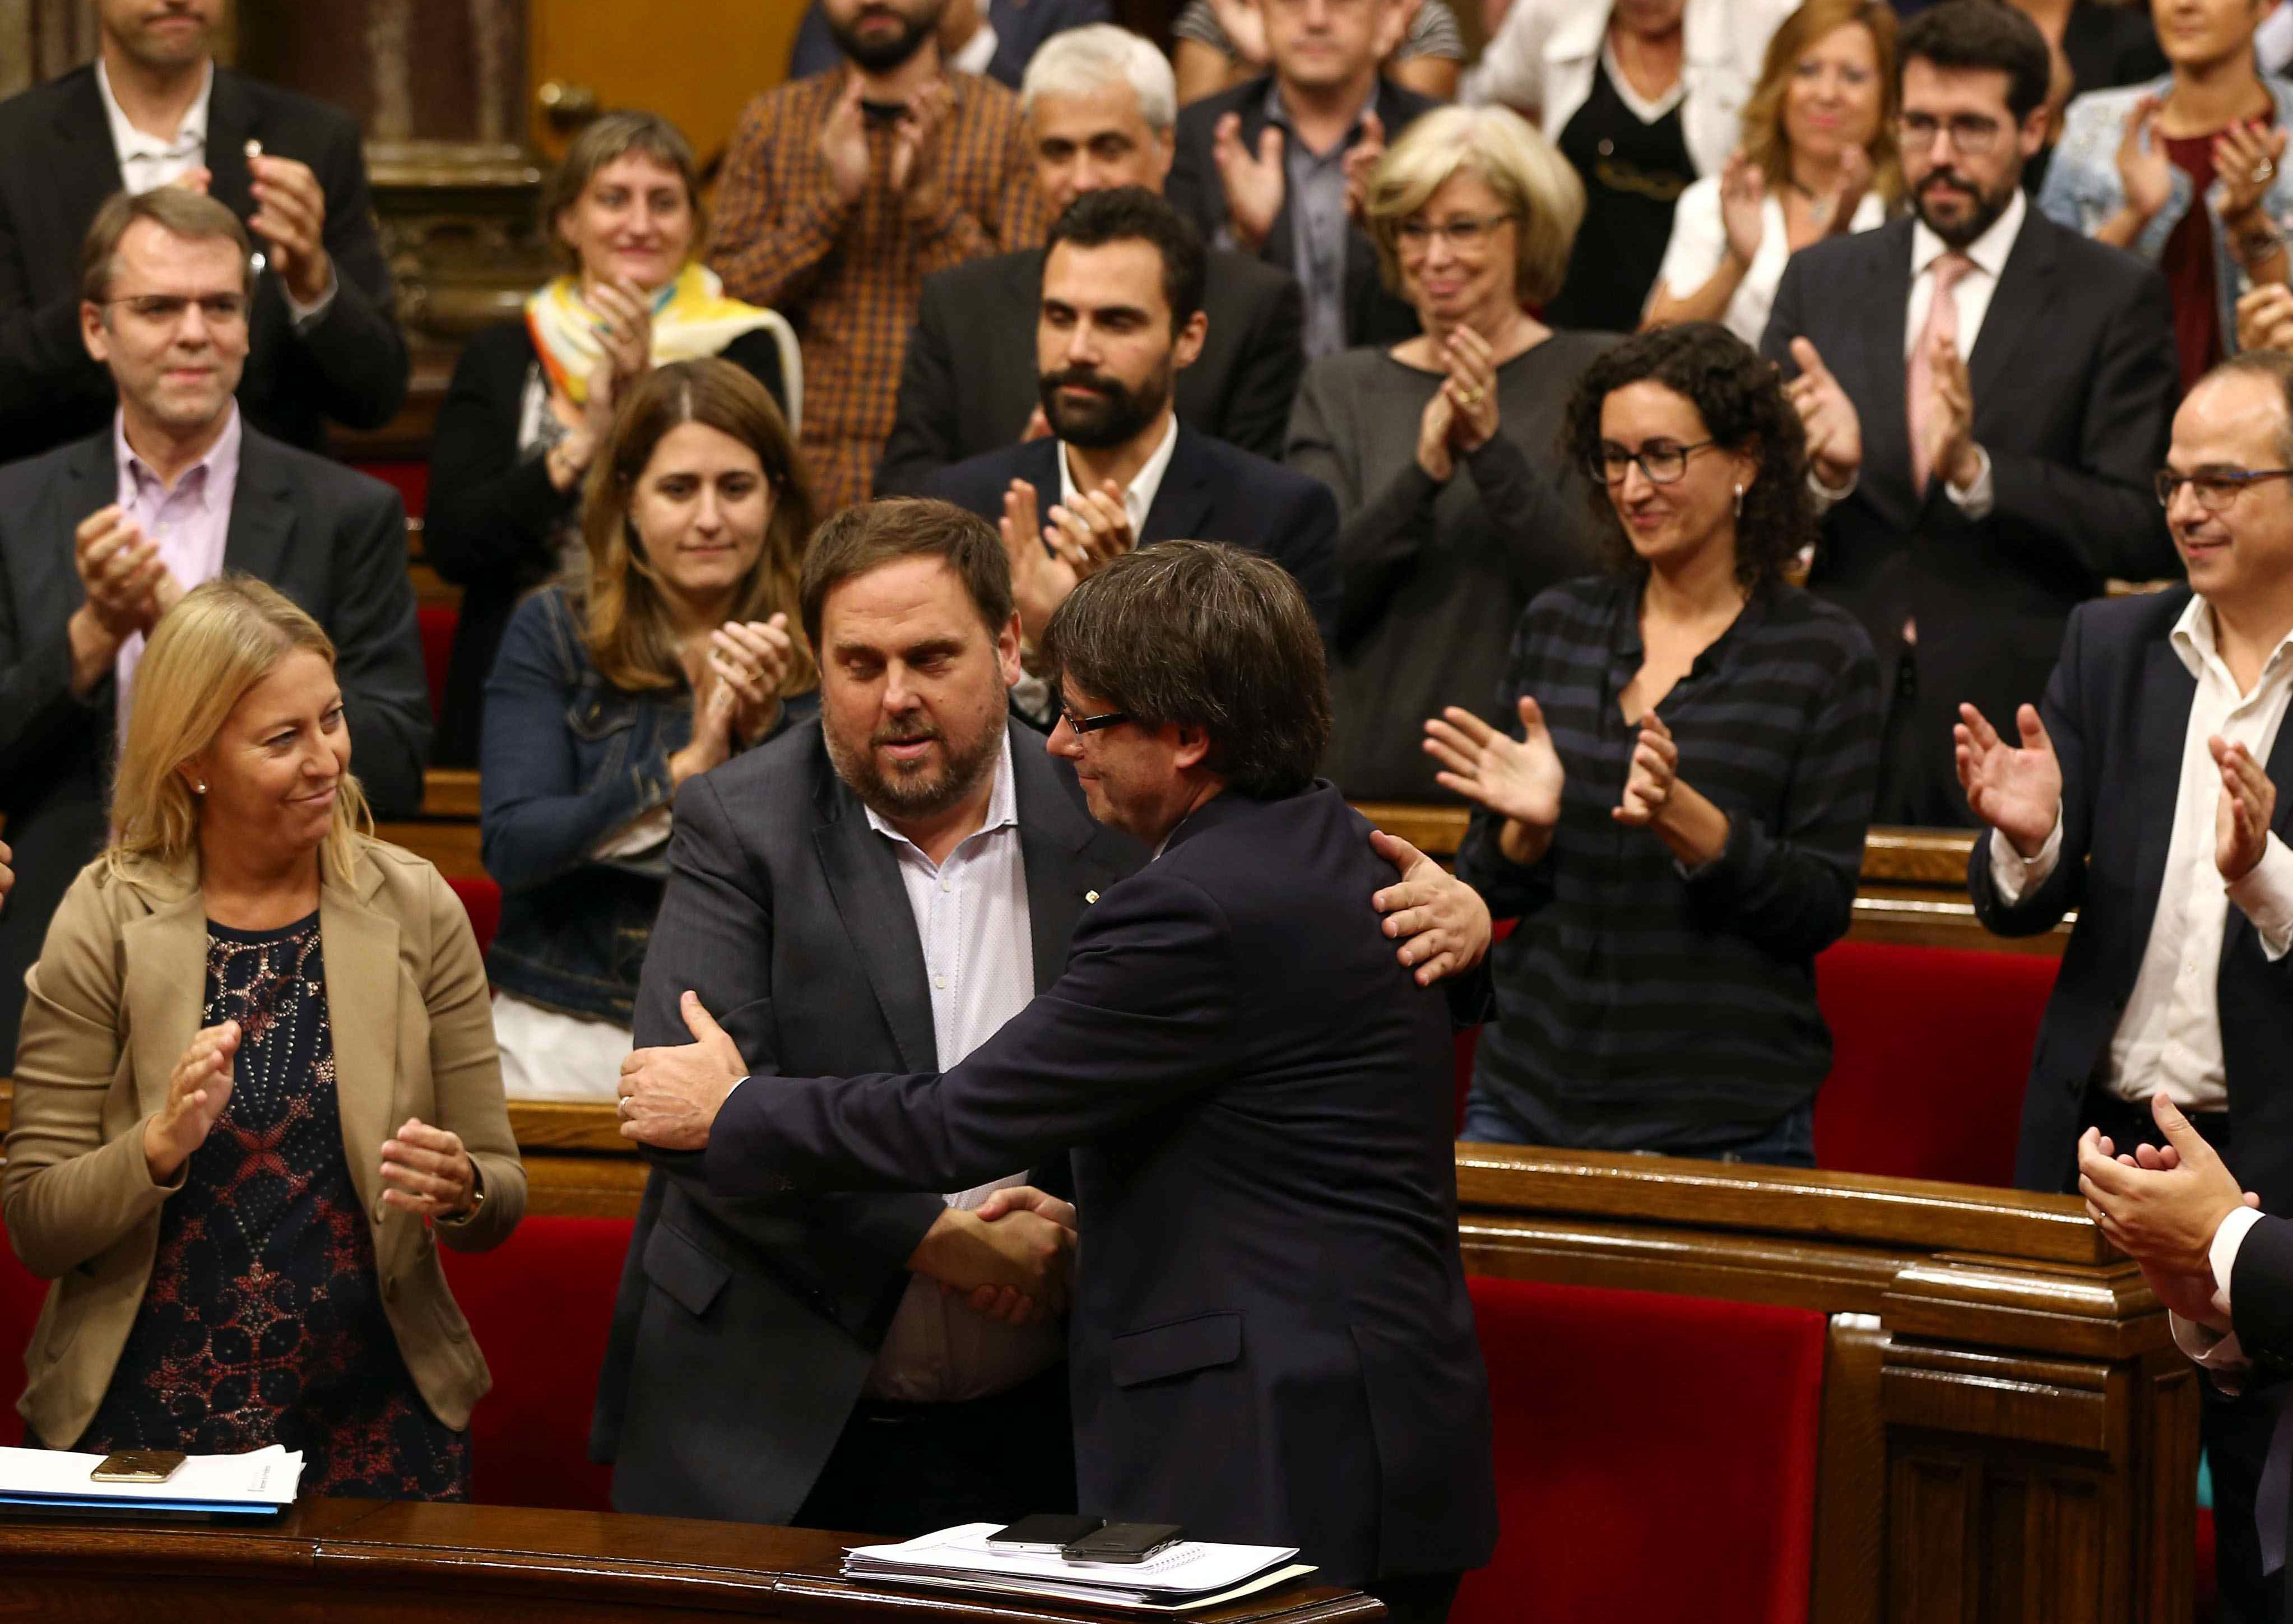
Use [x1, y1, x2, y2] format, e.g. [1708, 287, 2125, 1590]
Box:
[2255, 160, 2277, 185]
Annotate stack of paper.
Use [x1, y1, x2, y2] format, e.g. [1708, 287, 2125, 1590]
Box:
[0, 1445, 302, 1519]
[842, 1522, 1316, 1613]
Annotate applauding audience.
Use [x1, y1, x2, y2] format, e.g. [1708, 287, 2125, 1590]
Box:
[1288, 106, 1612, 799]
[0, 189, 429, 1065]
[479, 360, 815, 1102]
[424, 113, 797, 768]
[709, 0, 1050, 511]
[878, 26, 1305, 491]
[1646, 0, 1899, 344]
[1168, 0, 1435, 356]
[925, 188, 1339, 668]
[5, 577, 522, 1495]
[2040, 0, 2293, 390]
[1173, 0, 1466, 104]
[0, 0, 407, 460]
[1433, 323, 1878, 1164]
[787, 0, 1113, 89]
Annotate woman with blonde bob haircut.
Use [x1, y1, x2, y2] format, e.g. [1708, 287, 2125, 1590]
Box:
[1286, 104, 1617, 800]
[479, 357, 817, 1101]
[1645, 0, 1900, 344]
[6, 577, 524, 1497]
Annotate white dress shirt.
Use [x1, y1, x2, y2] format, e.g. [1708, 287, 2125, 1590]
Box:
[1991, 594, 2293, 1111]
[1056, 411, 1180, 535]
[112, 406, 240, 749]
[861, 732, 1067, 1403]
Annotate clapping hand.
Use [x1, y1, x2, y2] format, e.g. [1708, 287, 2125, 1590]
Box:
[1955, 702, 2062, 860]
[819, 76, 872, 205]
[892, 80, 954, 217]
[1423, 697, 1566, 865]
[1000, 479, 1080, 641]
[2212, 735, 2276, 884]
[0, 838, 12, 911]
[379, 1118, 478, 1222]
[1212, 112, 1286, 250]
[1369, 828, 1494, 985]
[2239, 284, 2293, 352]
[1613, 711, 1677, 827]
[143, 1021, 240, 1184]
[1783, 337, 1862, 488]
[1914, 333, 1979, 492]
[74, 505, 175, 639]
[587, 277, 655, 387]
[707, 613, 796, 747]
[1044, 481, 1135, 577]
[2213, 119, 2286, 224]
[1343, 108, 1386, 228]
[1442, 326, 1500, 452]
[2116, 95, 2174, 226]
[1718, 151, 1765, 266]
[1823, 145, 1873, 235]
[247, 148, 333, 307]
[2078, 1095, 2254, 1300]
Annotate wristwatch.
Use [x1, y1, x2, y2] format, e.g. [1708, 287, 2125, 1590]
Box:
[434, 1165, 486, 1228]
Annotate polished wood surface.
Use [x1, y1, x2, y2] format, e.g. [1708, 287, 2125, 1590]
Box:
[0, 1499, 1378, 1622]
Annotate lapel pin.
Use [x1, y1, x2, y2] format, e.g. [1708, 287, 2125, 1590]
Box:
[1085, 890, 1099, 904]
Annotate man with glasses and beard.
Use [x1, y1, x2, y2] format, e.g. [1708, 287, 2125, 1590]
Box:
[592, 500, 1481, 1537]
[923, 185, 1338, 710]
[1761, 0, 2179, 827]
[707, 0, 1050, 511]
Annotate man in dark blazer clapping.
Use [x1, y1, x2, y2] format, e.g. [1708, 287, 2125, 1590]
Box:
[0, 0, 407, 462]
[0, 189, 429, 1064]
[875, 26, 1304, 493]
[621, 540, 1497, 1621]
[922, 187, 1338, 662]
[1761, 0, 2177, 827]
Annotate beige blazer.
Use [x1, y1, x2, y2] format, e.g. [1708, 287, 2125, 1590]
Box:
[3, 836, 525, 1445]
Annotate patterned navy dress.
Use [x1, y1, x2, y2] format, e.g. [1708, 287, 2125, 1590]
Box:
[75, 913, 468, 1499]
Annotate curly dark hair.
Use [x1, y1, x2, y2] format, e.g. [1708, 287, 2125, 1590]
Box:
[1559, 322, 1814, 592]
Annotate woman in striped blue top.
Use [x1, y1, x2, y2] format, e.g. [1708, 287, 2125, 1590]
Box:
[1425, 322, 1880, 1165]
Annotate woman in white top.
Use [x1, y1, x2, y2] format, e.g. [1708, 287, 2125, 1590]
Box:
[1644, 0, 1900, 345]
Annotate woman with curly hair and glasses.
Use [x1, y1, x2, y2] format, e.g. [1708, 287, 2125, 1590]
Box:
[1424, 321, 1881, 1165]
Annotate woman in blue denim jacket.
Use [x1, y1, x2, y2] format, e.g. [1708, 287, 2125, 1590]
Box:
[480, 358, 818, 1099]
[2038, 29, 2293, 389]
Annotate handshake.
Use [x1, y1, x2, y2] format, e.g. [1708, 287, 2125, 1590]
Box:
[909, 1185, 1078, 1327]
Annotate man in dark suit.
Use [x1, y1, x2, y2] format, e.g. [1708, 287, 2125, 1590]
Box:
[790, 0, 1112, 90]
[0, 188, 428, 1063]
[593, 502, 1487, 1542]
[621, 539, 1497, 1620]
[922, 188, 1339, 656]
[0, 0, 407, 461]
[1962, 352, 2293, 1620]
[1761, 0, 2177, 826]
[875, 25, 1304, 493]
[1166, 0, 1432, 359]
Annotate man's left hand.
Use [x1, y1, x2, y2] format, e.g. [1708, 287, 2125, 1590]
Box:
[1922, 333, 1981, 493]
[1369, 828, 1492, 985]
[248, 151, 333, 308]
[2077, 1093, 2249, 1277]
[2212, 735, 2276, 883]
[619, 991, 748, 1151]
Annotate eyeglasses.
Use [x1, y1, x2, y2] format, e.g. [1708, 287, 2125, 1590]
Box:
[2155, 467, 2293, 512]
[1593, 439, 1717, 486]
[1395, 212, 1519, 254]
[1896, 113, 2003, 156]
[1057, 706, 1132, 735]
[104, 293, 250, 327]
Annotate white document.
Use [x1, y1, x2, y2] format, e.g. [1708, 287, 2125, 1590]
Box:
[842, 1521, 1302, 1597]
[852, 1562, 1323, 1613]
[0, 1444, 303, 1506]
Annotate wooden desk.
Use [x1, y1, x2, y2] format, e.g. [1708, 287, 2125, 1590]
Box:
[0, 1499, 1377, 1622]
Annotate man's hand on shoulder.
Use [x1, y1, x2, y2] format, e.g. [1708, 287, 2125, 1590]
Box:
[1369, 828, 1492, 985]
[618, 991, 748, 1152]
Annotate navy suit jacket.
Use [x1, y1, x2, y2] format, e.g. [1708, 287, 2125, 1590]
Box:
[1967, 589, 2293, 1207]
[921, 424, 1342, 643]
[702, 782, 1499, 1586]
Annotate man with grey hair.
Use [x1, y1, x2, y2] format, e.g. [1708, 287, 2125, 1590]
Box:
[876, 24, 1305, 494]
[0, 186, 429, 1061]
[621, 539, 1498, 1621]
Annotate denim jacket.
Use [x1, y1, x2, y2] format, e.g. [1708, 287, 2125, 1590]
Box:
[479, 583, 814, 1022]
[2038, 76, 2293, 358]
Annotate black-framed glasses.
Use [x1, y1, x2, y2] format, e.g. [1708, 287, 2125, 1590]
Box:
[1896, 112, 2003, 156]
[2155, 467, 2293, 512]
[1395, 212, 1520, 254]
[1593, 439, 1716, 486]
[1059, 706, 1132, 735]
[103, 293, 250, 326]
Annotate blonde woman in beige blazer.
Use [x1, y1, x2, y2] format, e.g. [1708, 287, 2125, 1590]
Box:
[4, 577, 523, 1497]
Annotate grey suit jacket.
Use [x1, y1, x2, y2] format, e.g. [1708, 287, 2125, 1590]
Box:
[589, 717, 1141, 1523]
[873, 244, 1306, 494]
[0, 424, 432, 1064]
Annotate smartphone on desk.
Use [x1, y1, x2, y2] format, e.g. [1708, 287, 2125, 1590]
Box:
[1062, 1522, 1183, 1563]
[91, 1450, 187, 1484]
[987, 1514, 1104, 1555]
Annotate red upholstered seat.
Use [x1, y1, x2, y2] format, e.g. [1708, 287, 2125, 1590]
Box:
[1455, 1275, 1826, 1624]
[446, 876, 502, 960]
[1811, 940, 2058, 1187]
[0, 1236, 37, 1446]
[417, 604, 457, 726]
[351, 460, 429, 519]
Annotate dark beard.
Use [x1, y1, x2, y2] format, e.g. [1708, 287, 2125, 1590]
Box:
[1913, 170, 2015, 249]
[828, 2, 940, 72]
[1038, 362, 1169, 449]
[822, 706, 1004, 824]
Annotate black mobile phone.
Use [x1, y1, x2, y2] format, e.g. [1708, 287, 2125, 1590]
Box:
[90, 1449, 187, 1484]
[988, 1514, 1105, 1554]
[1062, 1521, 1183, 1563]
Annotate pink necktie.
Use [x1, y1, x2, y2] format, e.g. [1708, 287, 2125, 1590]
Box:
[1908, 252, 1972, 494]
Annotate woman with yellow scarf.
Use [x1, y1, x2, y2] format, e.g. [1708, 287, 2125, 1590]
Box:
[423, 111, 801, 766]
